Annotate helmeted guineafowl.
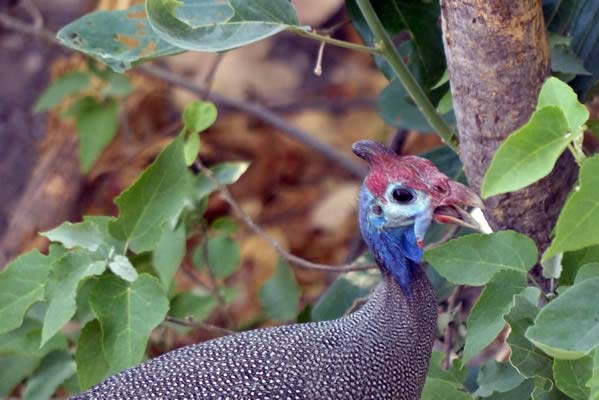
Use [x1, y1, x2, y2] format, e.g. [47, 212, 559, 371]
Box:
[73, 140, 481, 400]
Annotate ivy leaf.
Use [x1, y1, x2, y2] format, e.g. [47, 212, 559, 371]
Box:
[421, 378, 472, 400]
[424, 231, 537, 286]
[195, 161, 250, 199]
[67, 96, 119, 173]
[22, 350, 76, 400]
[89, 274, 169, 375]
[42, 221, 104, 252]
[146, 0, 302, 52]
[41, 251, 106, 346]
[33, 72, 91, 113]
[474, 360, 526, 397]
[0, 251, 53, 335]
[463, 270, 528, 363]
[152, 223, 186, 289]
[259, 259, 301, 321]
[57, 5, 183, 72]
[481, 106, 570, 198]
[311, 269, 380, 321]
[110, 135, 193, 253]
[75, 319, 109, 390]
[108, 255, 138, 282]
[536, 77, 589, 133]
[544, 156, 599, 261]
[526, 277, 599, 359]
[553, 356, 593, 400]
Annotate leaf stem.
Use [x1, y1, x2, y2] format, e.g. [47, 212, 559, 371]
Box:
[291, 27, 382, 55]
[354, 0, 459, 152]
[567, 142, 585, 165]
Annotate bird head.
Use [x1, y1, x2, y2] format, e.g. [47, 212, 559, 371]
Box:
[353, 140, 483, 292]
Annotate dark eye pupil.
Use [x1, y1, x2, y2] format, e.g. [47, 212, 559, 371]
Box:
[392, 188, 414, 203]
[371, 205, 383, 215]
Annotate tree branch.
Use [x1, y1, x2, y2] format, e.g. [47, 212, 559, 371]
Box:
[354, 0, 459, 152]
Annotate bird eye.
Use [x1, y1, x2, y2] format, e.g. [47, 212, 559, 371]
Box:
[391, 188, 414, 204]
[371, 204, 383, 215]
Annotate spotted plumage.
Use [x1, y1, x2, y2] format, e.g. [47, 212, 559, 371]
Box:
[72, 140, 481, 400]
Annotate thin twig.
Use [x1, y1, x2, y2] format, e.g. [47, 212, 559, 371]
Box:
[0, 12, 367, 178]
[200, 53, 224, 98]
[291, 27, 381, 55]
[164, 316, 235, 336]
[194, 159, 376, 273]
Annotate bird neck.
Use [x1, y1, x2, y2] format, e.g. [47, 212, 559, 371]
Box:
[365, 225, 423, 296]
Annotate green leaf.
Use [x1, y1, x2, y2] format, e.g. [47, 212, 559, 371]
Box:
[427, 351, 467, 387]
[421, 378, 472, 400]
[481, 106, 570, 198]
[589, 349, 599, 400]
[183, 101, 217, 134]
[311, 269, 380, 321]
[41, 252, 106, 346]
[184, 132, 200, 166]
[544, 156, 599, 261]
[68, 96, 119, 173]
[526, 277, 599, 359]
[574, 263, 599, 284]
[110, 135, 193, 253]
[0, 319, 67, 357]
[483, 379, 535, 400]
[76, 319, 109, 390]
[424, 231, 537, 286]
[536, 77, 589, 133]
[108, 254, 138, 282]
[57, 5, 183, 72]
[561, 246, 599, 285]
[101, 73, 134, 98]
[0, 251, 53, 335]
[146, 0, 301, 52]
[474, 360, 526, 397]
[346, 0, 446, 89]
[33, 72, 91, 113]
[169, 291, 218, 322]
[22, 350, 76, 400]
[550, 36, 592, 76]
[205, 234, 240, 279]
[541, 254, 563, 279]
[463, 270, 528, 363]
[195, 161, 250, 199]
[89, 274, 169, 374]
[152, 223, 186, 289]
[0, 355, 40, 397]
[553, 356, 592, 400]
[259, 259, 301, 321]
[378, 79, 455, 132]
[211, 217, 238, 235]
[42, 221, 104, 252]
[505, 287, 553, 379]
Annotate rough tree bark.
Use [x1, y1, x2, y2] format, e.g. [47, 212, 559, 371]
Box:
[440, 0, 578, 252]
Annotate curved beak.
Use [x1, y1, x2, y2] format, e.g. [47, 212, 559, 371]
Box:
[433, 181, 484, 231]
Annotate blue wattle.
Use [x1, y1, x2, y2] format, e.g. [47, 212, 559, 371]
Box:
[358, 187, 423, 295]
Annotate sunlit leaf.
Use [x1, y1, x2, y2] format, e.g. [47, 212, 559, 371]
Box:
[544, 156, 599, 261]
[195, 161, 250, 199]
[481, 106, 570, 198]
[110, 135, 193, 253]
[553, 356, 592, 400]
[536, 77, 589, 133]
[89, 274, 169, 375]
[424, 231, 537, 286]
[108, 255, 138, 282]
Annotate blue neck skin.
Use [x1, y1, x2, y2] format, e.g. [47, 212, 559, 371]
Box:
[358, 187, 423, 295]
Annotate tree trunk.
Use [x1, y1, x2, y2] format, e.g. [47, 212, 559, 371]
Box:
[440, 0, 578, 252]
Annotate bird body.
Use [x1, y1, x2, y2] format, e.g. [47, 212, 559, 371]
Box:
[73, 141, 480, 400]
